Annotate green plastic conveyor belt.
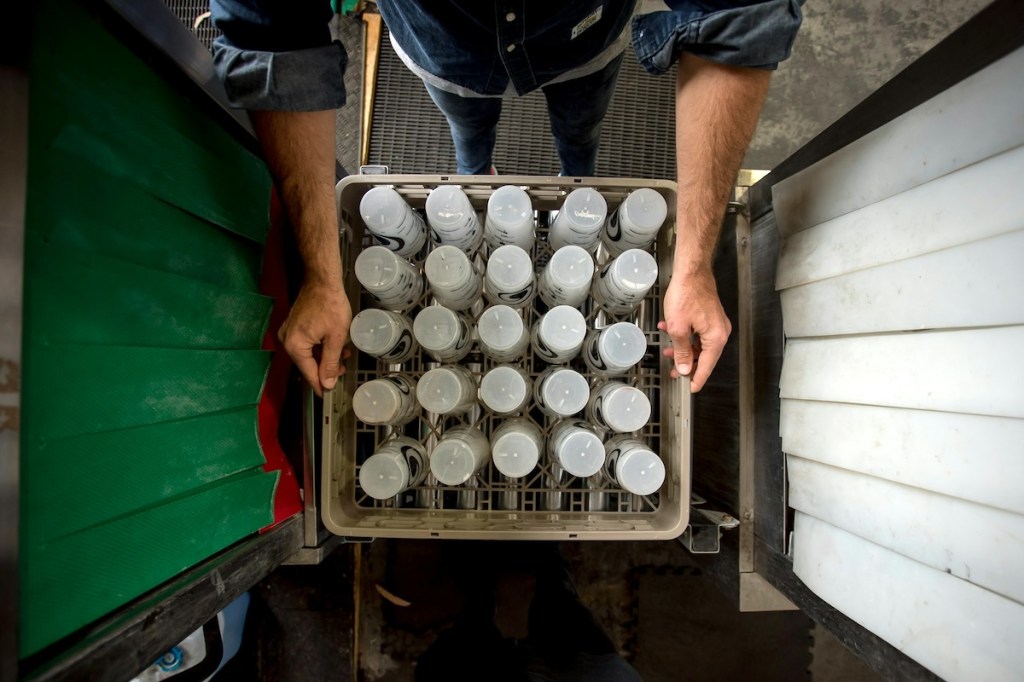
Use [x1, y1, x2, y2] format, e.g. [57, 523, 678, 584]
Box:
[21, 0, 280, 656]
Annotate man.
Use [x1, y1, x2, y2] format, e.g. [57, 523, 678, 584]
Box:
[211, 0, 802, 396]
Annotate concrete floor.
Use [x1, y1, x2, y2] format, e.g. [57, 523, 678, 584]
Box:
[748, 0, 990, 168]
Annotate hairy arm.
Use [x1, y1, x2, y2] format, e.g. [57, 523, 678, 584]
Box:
[660, 54, 771, 393]
[251, 109, 351, 396]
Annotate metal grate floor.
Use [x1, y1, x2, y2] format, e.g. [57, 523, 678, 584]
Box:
[163, 0, 221, 49]
[369, 27, 678, 179]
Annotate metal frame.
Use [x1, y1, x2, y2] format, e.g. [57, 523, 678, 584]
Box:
[1, 62, 28, 682]
[682, 183, 795, 609]
[359, 12, 382, 168]
[283, 387, 361, 565]
[679, 505, 739, 554]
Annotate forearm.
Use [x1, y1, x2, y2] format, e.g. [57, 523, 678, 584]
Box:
[250, 109, 351, 394]
[673, 55, 771, 275]
[661, 55, 771, 391]
[250, 109, 342, 287]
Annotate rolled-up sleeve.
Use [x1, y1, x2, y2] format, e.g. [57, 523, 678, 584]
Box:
[210, 0, 347, 111]
[632, 0, 803, 74]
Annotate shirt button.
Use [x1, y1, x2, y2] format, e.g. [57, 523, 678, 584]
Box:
[505, 12, 516, 22]
[506, 43, 516, 53]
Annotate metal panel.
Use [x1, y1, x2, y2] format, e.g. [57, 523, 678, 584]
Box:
[691, 207, 741, 516]
[749, 210, 787, 553]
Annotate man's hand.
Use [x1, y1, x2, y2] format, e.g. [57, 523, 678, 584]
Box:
[278, 280, 352, 397]
[669, 54, 769, 392]
[658, 270, 731, 393]
[249, 109, 346, 396]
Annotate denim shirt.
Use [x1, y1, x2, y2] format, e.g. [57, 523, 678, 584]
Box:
[211, 0, 802, 111]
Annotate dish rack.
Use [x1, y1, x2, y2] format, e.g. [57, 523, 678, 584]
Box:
[322, 175, 691, 540]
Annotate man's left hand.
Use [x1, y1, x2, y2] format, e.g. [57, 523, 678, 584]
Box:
[658, 268, 732, 393]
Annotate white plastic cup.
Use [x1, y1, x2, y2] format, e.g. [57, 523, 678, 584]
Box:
[602, 188, 668, 257]
[586, 381, 651, 433]
[425, 185, 483, 253]
[430, 426, 490, 486]
[350, 309, 418, 363]
[582, 322, 647, 376]
[490, 418, 542, 479]
[592, 249, 658, 316]
[477, 304, 529, 363]
[604, 434, 665, 496]
[479, 365, 532, 415]
[413, 305, 473, 363]
[354, 246, 424, 312]
[484, 244, 535, 308]
[538, 245, 594, 308]
[485, 185, 535, 251]
[534, 366, 589, 418]
[416, 365, 477, 416]
[359, 436, 427, 500]
[353, 374, 419, 426]
[549, 420, 605, 478]
[424, 245, 482, 311]
[549, 187, 607, 252]
[531, 305, 587, 364]
[359, 186, 428, 258]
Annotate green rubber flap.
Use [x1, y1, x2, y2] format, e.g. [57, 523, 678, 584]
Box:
[27, 246, 273, 349]
[29, 151, 263, 291]
[20, 0, 284, 658]
[26, 346, 270, 442]
[30, 0, 272, 243]
[20, 469, 278, 657]
[23, 407, 266, 543]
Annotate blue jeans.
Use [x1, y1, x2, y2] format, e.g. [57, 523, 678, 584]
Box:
[423, 54, 625, 176]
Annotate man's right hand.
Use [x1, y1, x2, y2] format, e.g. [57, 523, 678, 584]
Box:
[249, 109, 349, 397]
[278, 280, 352, 396]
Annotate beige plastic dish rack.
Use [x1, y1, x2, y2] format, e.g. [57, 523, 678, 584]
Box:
[322, 175, 691, 540]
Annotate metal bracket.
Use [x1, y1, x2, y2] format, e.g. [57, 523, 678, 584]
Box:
[680, 506, 740, 554]
[282, 534, 375, 565]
